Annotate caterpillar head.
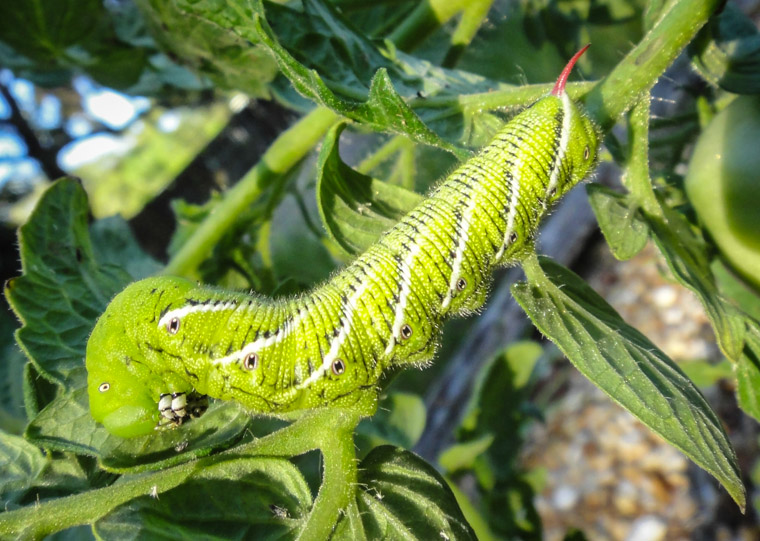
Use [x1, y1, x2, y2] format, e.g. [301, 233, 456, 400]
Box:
[86, 277, 196, 437]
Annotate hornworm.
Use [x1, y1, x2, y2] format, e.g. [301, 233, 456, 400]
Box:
[86, 47, 599, 438]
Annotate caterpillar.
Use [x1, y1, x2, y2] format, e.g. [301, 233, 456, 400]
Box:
[86, 47, 599, 438]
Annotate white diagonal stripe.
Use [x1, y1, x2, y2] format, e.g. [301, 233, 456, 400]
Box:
[442, 194, 478, 310]
[494, 154, 523, 261]
[384, 242, 422, 356]
[546, 92, 572, 197]
[297, 282, 368, 388]
[208, 307, 307, 366]
[158, 300, 239, 330]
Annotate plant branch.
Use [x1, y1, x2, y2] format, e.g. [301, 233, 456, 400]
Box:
[0, 84, 66, 180]
[164, 107, 338, 276]
[0, 409, 362, 538]
[584, 0, 722, 131]
[442, 0, 495, 68]
[410, 81, 596, 111]
[387, 0, 479, 52]
[625, 97, 661, 215]
[0, 458, 200, 538]
[291, 411, 360, 540]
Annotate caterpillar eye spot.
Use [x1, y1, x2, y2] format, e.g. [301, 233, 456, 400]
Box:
[548, 188, 557, 198]
[166, 317, 180, 334]
[400, 324, 413, 340]
[583, 145, 590, 160]
[332, 359, 345, 375]
[456, 278, 467, 291]
[98, 382, 110, 393]
[508, 232, 518, 244]
[244, 352, 259, 370]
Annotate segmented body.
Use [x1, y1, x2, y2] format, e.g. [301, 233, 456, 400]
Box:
[86, 49, 599, 437]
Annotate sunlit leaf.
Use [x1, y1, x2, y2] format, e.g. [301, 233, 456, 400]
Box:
[316, 124, 423, 257]
[93, 457, 312, 539]
[334, 445, 477, 540]
[513, 256, 745, 510]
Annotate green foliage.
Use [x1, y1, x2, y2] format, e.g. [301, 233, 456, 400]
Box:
[689, 3, 760, 95]
[317, 123, 424, 257]
[137, 0, 278, 97]
[0, 0, 204, 92]
[5, 180, 133, 386]
[513, 256, 743, 507]
[585, 183, 648, 260]
[440, 341, 545, 538]
[334, 446, 477, 539]
[3, 0, 760, 538]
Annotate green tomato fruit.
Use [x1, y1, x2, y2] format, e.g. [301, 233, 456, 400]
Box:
[685, 95, 760, 290]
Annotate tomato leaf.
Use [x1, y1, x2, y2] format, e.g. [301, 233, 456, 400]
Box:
[93, 457, 312, 539]
[736, 319, 760, 422]
[586, 183, 648, 260]
[316, 124, 423, 257]
[334, 445, 477, 540]
[4, 179, 131, 386]
[513, 256, 745, 510]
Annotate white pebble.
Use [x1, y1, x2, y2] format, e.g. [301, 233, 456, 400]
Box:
[651, 286, 678, 308]
[662, 307, 683, 325]
[626, 515, 667, 541]
[552, 485, 579, 510]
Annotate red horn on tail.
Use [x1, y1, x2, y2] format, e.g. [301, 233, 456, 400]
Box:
[552, 44, 590, 96]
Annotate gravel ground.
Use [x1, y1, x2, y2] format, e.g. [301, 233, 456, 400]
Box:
[521, 242, 760, 541]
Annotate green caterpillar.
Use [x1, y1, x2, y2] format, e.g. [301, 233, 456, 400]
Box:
[86, 47, 599, 438]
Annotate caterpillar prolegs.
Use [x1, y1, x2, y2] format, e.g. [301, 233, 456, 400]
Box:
[86, 47, 600, 438]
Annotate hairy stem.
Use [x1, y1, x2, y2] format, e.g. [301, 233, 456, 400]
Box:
[625, 98, 661, 215]
[411, 81, 596, 111]
[0, 460, 199, 538]
[0, 409, 361, 538]
[294, 412, 360, 540]
[164, 107, 338, 276]
[442, 0, 495, 67]
[584, 0, 722, 130]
